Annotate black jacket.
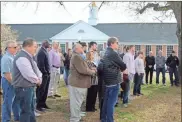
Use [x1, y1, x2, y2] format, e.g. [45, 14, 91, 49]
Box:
[166, 55, 179, 68]
[145, 56, 155, 68]
[102, 48, 126, 86]
[97, 59, 105, 107]
[119, 53, 125, 60]
[36, 47, 50, 75]
[64, 53, 71, 70]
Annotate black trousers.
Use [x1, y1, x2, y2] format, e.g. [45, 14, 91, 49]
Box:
[36, 74, 50, 108]
[169, 67, 179, 86]
[145, 67, 154, 84]
[98, 85, 105, 120]
[86, 85, 98, 111]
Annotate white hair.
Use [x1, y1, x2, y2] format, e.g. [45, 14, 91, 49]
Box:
[73, 43, 82, 52]
[6, 40, 17, 47]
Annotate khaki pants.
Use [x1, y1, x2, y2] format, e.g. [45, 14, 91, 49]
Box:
[48, 67, 60, 96]
[69, 85, 87, 122]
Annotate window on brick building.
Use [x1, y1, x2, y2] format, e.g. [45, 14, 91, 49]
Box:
[167, 45, 173, 57]
[146, 45, 151, 56]
[135, 45, 141, 55]
[156, 45, 163, 56]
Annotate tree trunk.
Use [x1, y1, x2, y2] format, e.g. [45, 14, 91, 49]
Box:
[168, 1, 181, 83]
[178, 29, 182, 84]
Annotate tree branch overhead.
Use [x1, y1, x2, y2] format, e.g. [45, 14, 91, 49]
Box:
[137, 3, 172, 14]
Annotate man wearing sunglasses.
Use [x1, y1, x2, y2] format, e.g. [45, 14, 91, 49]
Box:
[1, 40, 20, 122]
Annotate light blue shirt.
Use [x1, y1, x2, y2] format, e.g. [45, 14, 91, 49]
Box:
[80, 53, 86, 60]
[1, 51, 15, 77]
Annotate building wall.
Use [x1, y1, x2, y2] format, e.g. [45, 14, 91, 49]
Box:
[120, 44, 178, 58]
[151, 45, 156, 56]
[141, 45, 146, 56]
[173, 45, 178, 56]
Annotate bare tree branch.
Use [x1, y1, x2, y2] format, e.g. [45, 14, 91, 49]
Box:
[137, 3, 172, 14]
[57, 1, 68, 11]
[34, 2, 39, 14]
[98, 2, 106, 10]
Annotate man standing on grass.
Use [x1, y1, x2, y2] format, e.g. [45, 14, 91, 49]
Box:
[36, 40, 51, 112]
[12, 38, 42, 122]
[101, 37, 127, 122]
[145, 51, 155, 85]
[48, 42, 61, 99]
[133, 51, 145, 96]
[123, 45, 135, 107]
[166, 50, 179, 86]
[155, 50, 166, 86]
[1, 40, 20, 122]
[68, 43, 96, 122]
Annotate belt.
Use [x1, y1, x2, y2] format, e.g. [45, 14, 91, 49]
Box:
[52, 65, 59, 69]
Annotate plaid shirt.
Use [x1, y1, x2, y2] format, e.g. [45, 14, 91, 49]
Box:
[86, 61, 98, 85]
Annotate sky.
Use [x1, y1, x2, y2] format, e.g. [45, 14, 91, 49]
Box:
[1, 2, 177, 24]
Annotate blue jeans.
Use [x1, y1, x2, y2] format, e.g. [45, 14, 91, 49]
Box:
[63, 68, 69, 86]
[14, 87, 36, 122]
[156, 68, 166, 84]
[123, 81, 130, 104]
[60, 66, 64, 74]
[101, 84, 119, 122]
[1, 77, 20, 122]
[133, 73, 144, 95]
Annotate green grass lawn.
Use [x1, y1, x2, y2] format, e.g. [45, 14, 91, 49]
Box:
[0, 74, 180, 122]
[36, 74, 181, 122]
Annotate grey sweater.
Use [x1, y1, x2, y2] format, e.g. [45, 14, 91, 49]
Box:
[155, 56, 166, 68]
[135, 57, 145, 74]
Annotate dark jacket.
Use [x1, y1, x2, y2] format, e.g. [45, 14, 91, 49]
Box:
[102, 47, 126, 86]
[119, 53, 125, 60]
[68, 52, 95, 88]
[145, 56, 155, 68]
[64, 53, 71, 70]
[36, 47, 50, 75]
[166, 55, 179, 68]
[97, 59, 105, 119]
[97, 59, 105, 101]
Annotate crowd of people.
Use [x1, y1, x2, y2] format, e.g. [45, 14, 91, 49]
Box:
[0, 37, 180, 122]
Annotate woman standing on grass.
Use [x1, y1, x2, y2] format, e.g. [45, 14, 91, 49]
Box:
[63, 48, 72, 86]
[85, 51, 98, 112]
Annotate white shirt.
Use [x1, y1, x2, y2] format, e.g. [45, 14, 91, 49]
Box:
[123, 52, 135, 74]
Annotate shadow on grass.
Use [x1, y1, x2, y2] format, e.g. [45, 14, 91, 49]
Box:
[114, 78, 181, 122]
